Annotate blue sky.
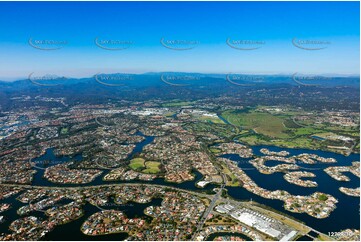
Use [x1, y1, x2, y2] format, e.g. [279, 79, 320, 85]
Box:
[0, 1, 359, 81]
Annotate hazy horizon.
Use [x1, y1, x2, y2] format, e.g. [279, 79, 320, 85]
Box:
[1, 71, 360, 83]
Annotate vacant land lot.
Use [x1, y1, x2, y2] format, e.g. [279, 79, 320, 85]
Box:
[220, 108, 358, 155]
[198, 116, 225, 124]
[221, 110, 289, 138]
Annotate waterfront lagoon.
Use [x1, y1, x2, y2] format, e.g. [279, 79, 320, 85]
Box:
[2, 144, 359, 239]
[226, 145, 360, 234]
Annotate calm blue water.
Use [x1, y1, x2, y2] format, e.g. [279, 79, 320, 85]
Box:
[217, 114, 231, 125]
[310, 135, 326, 141]
[296, 235, 313, 241]
[206, 232, 252, 241]
[129, 131, 155, 158]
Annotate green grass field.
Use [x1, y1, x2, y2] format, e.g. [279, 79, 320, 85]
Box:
[60, 128, 68, 135]
[293, 127, 325, 135]
[221, 110, 289, 138]
[129, 159, 161, 174]
[164, 112, 176, 117]
[129, 158, 145, 170]
[143, 161, 161, 174]
[162, 101, 195, 107]
[210, 148, 221, 154]
[198, 116, 225, 124]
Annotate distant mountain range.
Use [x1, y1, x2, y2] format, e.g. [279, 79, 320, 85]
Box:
[0, 72, 359, 112]
[0, 72, 359, 89]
